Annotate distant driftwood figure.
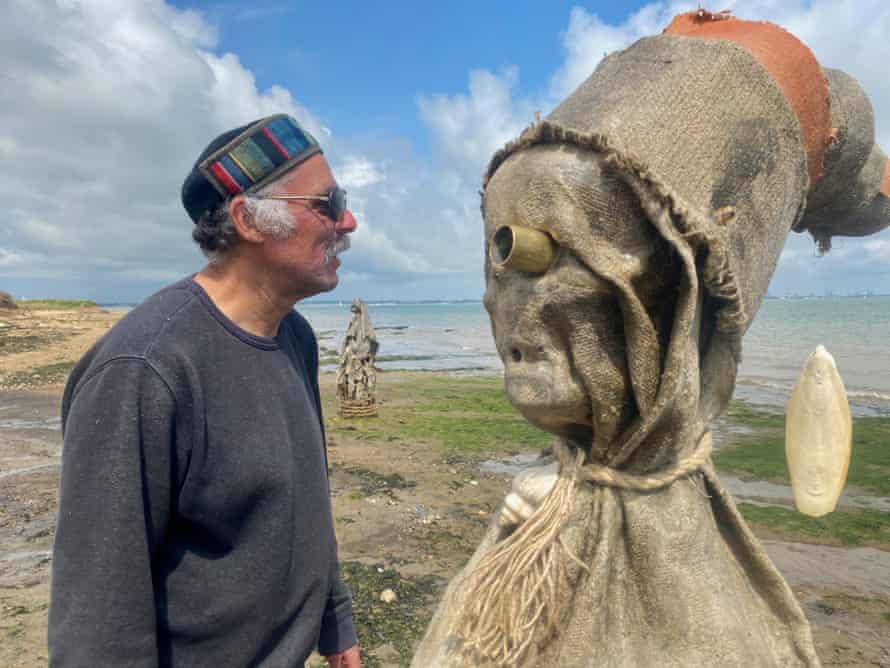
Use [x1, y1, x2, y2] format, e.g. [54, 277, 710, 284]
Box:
[414, 10, 889, 668]
[337, 299, 379, 417]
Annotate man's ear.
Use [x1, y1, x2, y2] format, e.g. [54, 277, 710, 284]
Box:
[229, 196, 265, 244]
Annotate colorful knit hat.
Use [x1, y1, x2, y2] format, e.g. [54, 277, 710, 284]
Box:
[181, 114, 322, 223]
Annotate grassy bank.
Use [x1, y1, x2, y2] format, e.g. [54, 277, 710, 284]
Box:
[17, 299, 99, 310]
[714, 401, 890, 549]
[715, 402, 890, 497]
[322, 375, 890, 552]
[738, 504, 890, 548]
[322, 373, 552, 458]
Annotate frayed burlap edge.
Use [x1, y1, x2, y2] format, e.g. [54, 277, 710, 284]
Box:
[482, 119, 746, 360]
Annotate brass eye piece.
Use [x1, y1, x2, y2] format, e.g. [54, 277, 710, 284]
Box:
[490, 225, 556, 274]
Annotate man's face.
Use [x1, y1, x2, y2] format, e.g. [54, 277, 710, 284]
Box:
[258, 154, 357, 300]
[483, 146, 661, 450]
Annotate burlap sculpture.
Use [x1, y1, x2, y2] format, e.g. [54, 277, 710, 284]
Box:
[413, 12, 888, 668]
[337, 298, 379, 417]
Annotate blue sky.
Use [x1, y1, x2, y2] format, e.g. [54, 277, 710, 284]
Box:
[2, 0, 889, 304]
[173, 0, 618, 146]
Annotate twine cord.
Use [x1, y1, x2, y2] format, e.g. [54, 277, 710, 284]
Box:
[450, 432, 714, 667]
[576, 432, 713, 491]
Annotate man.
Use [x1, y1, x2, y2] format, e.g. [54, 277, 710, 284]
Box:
[49, 114, 362, 667]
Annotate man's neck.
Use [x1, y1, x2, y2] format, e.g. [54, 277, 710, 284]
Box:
[194, 260, 294, 338]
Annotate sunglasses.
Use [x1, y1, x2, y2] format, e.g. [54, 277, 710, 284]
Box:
[253, 186, 347, 222]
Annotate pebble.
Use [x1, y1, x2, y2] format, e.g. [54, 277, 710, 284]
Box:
[379, 588, 397, 603]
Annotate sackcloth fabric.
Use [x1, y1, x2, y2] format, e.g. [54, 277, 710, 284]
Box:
[413, 33, 822, 667]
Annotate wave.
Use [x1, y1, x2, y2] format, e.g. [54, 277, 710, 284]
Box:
[737, 375, 890, 400]
[847, 389, 890, 403]
[735, 376, 793, 393]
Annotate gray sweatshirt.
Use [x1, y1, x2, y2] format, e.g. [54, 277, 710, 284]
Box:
[49, 278, 356, 667]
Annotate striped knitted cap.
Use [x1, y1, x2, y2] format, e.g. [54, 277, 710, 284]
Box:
[181, 114, 322, 223]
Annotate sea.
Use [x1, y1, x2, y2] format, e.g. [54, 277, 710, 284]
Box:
[296, 296, 890, 417]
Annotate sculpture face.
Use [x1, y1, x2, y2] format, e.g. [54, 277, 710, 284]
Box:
[482, 146, 668, 451]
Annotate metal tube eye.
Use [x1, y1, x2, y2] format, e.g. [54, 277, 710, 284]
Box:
[490, 225, 556, 274]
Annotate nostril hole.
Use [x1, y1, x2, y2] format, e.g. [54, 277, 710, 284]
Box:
[511, 348, 522, 363]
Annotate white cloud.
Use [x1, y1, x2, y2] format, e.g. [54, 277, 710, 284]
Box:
[0, 0, 446, 300]
[549, 3, 696, 100]
[336, 157, 386, 190]
[1, 0, 888, 303]
[0, 0, 310, 296]
[415, 0, 890, 297]
[418, 67, 539, 178]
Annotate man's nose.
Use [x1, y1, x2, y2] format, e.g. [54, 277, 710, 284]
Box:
[336, 208, 358, 233]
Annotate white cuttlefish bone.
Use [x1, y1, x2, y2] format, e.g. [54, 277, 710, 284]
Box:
[785, 345, 852, 518]
[497, 460, 559, 528]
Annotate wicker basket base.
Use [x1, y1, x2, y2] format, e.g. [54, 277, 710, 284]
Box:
[339, 399, 378, 418]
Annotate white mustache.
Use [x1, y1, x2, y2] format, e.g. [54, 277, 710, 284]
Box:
[324, 235, 351, 262]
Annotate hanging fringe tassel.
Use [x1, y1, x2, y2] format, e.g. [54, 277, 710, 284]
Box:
[449, 448, 587, 667]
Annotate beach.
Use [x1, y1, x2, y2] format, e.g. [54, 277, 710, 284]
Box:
[1, 303, 888, 668]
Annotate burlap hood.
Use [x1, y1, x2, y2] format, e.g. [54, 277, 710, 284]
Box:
[488, 31, 806, 367]
[483, 32, 810, 469]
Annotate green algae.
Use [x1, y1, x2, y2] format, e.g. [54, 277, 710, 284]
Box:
[737, 503, 890, 549]
[715, 403, 890, 497]
[339, 561, 440, 667]
[19, 299, 98, 309]
[323, 373, 551, 457]
[0, 333, 52, 355]
[333, 464, 416, 500]
[2, 361, 76, 386]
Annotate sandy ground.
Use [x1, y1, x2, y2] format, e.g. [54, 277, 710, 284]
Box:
[1, 305, 888, 667]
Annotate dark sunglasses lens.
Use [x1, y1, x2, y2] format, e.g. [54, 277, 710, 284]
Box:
[329, 188, 347, 221]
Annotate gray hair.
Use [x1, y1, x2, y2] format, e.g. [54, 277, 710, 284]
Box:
[192, 181, 296, 263]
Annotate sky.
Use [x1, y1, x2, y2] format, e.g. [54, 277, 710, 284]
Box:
[2, 0, 889, 303]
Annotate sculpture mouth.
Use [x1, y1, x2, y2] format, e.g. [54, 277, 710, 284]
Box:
[506, 370, 586, 414]
[505, 374, 593, 444]
[805, 484, 826, 497]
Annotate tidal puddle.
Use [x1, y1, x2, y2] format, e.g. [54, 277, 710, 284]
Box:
[479, 453, 542, 477]
[0, 463, 60, 480]
[0, 416, 61, 430]
[0, 550, 52, 564]
[720, 474, 890, 513]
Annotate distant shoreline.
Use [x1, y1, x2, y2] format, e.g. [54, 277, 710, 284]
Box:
[16, 293, 887, 308]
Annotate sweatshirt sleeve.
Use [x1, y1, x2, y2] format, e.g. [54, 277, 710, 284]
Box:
[317, 561, 358, 656]
[49, 358, 180, 667]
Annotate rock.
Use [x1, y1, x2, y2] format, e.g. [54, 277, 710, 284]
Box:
[0, 290, 17, 309]
[380, 588, 397, 603]
[369, 643, 400, 663]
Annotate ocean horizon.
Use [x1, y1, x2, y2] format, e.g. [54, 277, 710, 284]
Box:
[94, 295, 890, 417]
[298, 296, 890, 418]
